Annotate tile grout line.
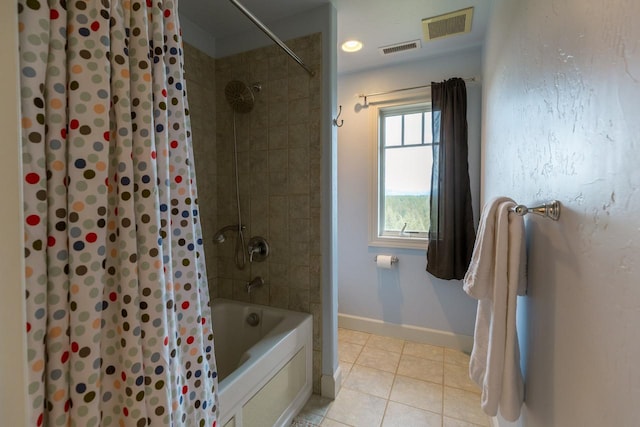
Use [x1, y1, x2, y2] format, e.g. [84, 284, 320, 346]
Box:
[334, 330, 487, 427]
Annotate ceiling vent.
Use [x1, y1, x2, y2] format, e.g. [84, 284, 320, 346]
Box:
[422, 7, 473, 42]
[378, 39, 422, 56]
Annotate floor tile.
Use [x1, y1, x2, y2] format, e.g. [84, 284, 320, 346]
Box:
[389, 375, 443, 414]
[321, 418, 353, 427]
[443, 416, 489, 427]
[355, 346, 401, 373]
[397, 354, 444, 384]
[338, 328, 370, 345]
[382, 401, 442, 427]
[299, 331, 489, 427]
[343, 364, 395, 398]
[325, 388, 387, 427]
[443, 386, 491, 426]
[444, 362, 480, 393]
[366, 334, 405, 354]
[403, 341, 444, 362]
[339, 360, 353, 378]
[338, 341, 363, 363]
[444, 348, 471, 367]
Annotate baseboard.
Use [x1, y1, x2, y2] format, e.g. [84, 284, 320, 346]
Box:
[338, 313, 474, 353]
[320, 365, 342, 399]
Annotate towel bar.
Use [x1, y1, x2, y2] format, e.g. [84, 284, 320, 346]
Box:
[510, 200, 561, 221]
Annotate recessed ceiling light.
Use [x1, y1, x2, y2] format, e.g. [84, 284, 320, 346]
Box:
[341, 40, 363, 53]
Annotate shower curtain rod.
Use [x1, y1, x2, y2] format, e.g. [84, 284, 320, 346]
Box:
[358, 77, 478, 104]
[228, 0, 315, 77]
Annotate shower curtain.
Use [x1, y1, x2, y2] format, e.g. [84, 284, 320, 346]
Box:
[19, 1, 218, 426]
[426, 78, 475, 280]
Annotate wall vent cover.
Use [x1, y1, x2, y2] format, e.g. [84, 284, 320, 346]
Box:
[422, 7, 473, 41]
[378, 39, 422, 56]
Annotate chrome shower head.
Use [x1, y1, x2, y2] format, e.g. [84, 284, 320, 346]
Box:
[225, 80, 255, 114]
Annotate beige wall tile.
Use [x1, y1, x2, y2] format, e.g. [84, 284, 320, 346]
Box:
[268, 78, 288, 104]
[212, 33, 323, 393]
[268, 125, 288, 149]
[288, 123, 309, 148]
[289, 98, 310, 124]
[268, 54, 289, 80]
[268, 149, 288, 171]
[289, 288, 310, 312]
[288, 241, 310, 267]
[268, 101, 288, 127]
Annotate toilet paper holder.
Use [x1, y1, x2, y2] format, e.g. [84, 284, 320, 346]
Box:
[373, 255, 399, 265]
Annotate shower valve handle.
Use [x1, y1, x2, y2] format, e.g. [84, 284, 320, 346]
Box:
[247, 236, 269, 263]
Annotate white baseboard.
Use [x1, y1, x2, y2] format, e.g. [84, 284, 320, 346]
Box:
[338, 313, 474, 353]
[320, 364, 342, 399]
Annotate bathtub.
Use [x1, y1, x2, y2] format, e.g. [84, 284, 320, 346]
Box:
[212, 299, 313, 427]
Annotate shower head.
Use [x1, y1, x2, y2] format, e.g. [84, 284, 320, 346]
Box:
[225, 80, 257, 114]
[213, 224, 246, 244]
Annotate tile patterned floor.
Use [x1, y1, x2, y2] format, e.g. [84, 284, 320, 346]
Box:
[293, 328, 490, 427]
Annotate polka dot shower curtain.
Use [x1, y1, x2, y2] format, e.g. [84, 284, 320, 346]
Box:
[18, 1, 218, 426]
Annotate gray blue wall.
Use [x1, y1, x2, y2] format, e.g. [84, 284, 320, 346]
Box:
[337, 47, 483, 340]
[483, 0, 640, 425]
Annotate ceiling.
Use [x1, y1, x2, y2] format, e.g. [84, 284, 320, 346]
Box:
[179, 0, 492, 75]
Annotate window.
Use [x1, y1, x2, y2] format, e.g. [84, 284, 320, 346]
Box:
[369, 102, 434, 249]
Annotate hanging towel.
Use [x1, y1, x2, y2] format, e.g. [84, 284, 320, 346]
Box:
[463, 197, 527, 421]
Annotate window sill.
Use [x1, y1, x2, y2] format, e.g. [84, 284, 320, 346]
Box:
[368, 236, 427, 250]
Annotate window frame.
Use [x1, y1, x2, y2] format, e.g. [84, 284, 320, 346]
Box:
[369, 100, 434, 250]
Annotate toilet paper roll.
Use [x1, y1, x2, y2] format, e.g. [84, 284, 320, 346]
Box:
[376, 255, 394, 269]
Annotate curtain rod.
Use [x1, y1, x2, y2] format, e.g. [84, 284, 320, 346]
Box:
[228, 0, 315, 77]
[358, 77, 479, 104]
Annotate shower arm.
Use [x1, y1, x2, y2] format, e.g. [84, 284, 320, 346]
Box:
[227, 0, 315, 77]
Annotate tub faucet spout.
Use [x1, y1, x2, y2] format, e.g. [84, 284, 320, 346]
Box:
[246, 276, 264, 294]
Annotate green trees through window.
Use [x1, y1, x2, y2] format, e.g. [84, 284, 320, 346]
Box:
[384, 195, 430, 233]
[379, 104, 433, 238]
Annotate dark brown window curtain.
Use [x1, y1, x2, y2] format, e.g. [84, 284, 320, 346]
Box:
[426, 78, 476, 280]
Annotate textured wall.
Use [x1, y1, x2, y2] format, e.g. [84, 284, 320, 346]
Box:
[483, 0, 640, 425]
[214, 33, 324, 392]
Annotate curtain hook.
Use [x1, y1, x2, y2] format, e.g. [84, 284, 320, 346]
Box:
[333, 105, 344, 127]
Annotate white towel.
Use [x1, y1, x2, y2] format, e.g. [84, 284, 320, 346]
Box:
[463, 197, 527, 421]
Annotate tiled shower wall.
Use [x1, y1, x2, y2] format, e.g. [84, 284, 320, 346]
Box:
[184, 33, 324, 393]
[183, 43, 218, 297]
